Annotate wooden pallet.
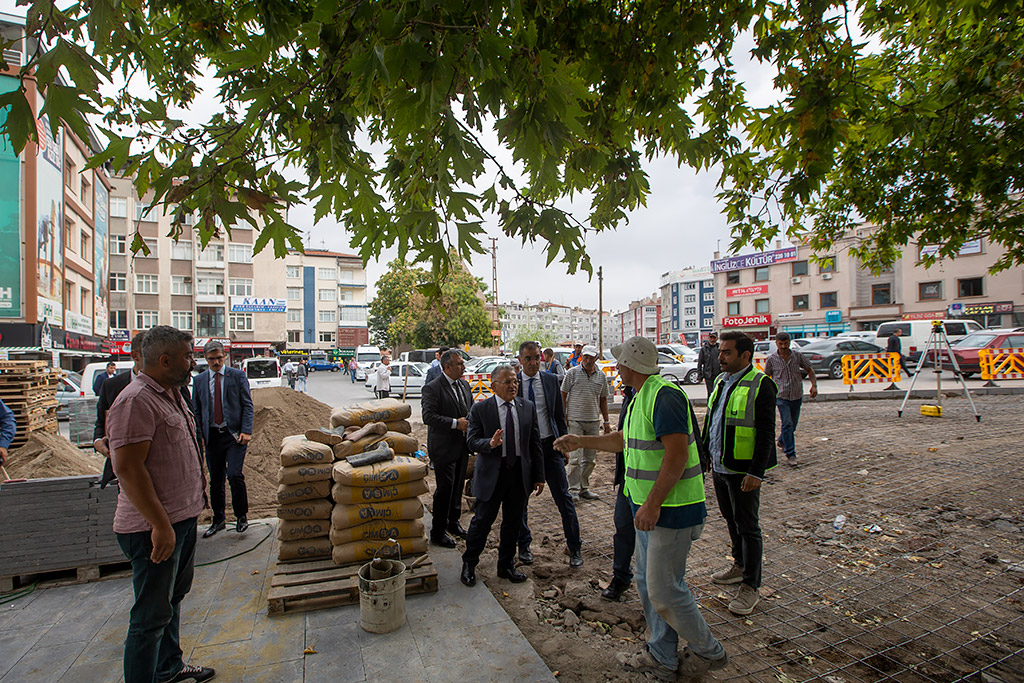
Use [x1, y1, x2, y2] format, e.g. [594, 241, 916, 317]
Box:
[0, 559, 132, 593]
[267, 554, 438, 616]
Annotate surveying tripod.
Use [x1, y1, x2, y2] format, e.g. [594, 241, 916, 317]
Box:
[897, 320, 981, 421]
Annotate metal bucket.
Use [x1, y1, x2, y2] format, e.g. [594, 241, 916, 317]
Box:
[357, 558, 407, 633]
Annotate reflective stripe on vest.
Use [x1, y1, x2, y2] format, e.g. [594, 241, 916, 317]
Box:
[622, 374, 705, 507]
[704, 366, 773, 474]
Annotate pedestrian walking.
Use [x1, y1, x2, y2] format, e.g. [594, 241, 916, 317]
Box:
[696, 332, 722, 395]
[283, 359, 296, 390]
[374, 355, 392, 399]
[887, 328, 910, 374]
[348, 357, 358, 383]
[764, 331, 817, 466]
[543, 347, 566, 380]
[294, 358, 308, 392]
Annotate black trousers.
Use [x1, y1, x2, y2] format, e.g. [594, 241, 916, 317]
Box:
[712, 471, 762, 588]
[206, 427, 249, 524]
[520, 437, 581, 552]
[430, 451, 468, 537]
[463, 460, 527, 570]
[704, 376, 716, 395]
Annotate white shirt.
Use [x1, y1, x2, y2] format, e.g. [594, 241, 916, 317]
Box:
[446, 374, 467, 430]
[521, 371, 552, 439]
[208, 366, 227, 428]
[375, 363, 392, 391]
[496, 396, 521, 461]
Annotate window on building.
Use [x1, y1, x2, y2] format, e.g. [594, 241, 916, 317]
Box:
[171, 311, 193, 330]
[171, 276, 192, 295]
[135, 201, 156, 222]
[957, 277, 983, 297]
[703, 291, 713, 301]
[793, 294, 809, 310]
[80, 176, 91, 206]
[197, 243, 224, 263]
[318, 309, 336, 323]
[684, 306, 696, 315]
[135, 274, 159, 294]
[65, 219, 75, 253]
[755, 298, 770, 313]
[683, 294, 696, 303]
[64, 157, 75, 188]
[228, 278, 253, 297]
[228, 243, 252, 263]
[819, 256, 837, 273]
[80, 288, 90, 315]
[754, 266, 770, 282]
[318, 331, 335, 344]
[135, 237, 158, 257]
[110, 234, 126, 255]
[110, 197, 127, 218]
[339, 269, 355, 282]
[197, 276, 224, 296]
[286, 265, 301, 278]
[726, 271, 740, 285]
[135, 310, 159, 328]
[287, 330, 302, 343]
[318, 288, 336, 301]
[702, 305, 714, 315]
[110, 309, 127, 328]
[80, 232, 90, 259]
[287, 309, 302, 323]
[919, 281, 942, 300]
[109, 272, 126, 292]
[340, 307, 367, 323]
[872, 283, 892, 305]
[792, 260, 809, 276]
[287, 287, 302, 301]
[685, 319, 697, 328]
[727, 301, 740, 315]
[229, 313, 253, 331]
[318, 267, 337, 280]
[684, 282, 696, 290]
[820, 291, 838, 309]
[171, 240, 193, 260]
[196, 306, 225, 336]
[339, 289, 353, 302]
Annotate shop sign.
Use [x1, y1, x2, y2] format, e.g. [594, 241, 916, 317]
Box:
[951, 301, 1014, 316]
[722, 314, 772, 327]
[110, 340, 132, 354]
[109, 328, 130, 341]
[902, 311, 944, 321]
[824, 310, 842, 323]
[64, 333, 105, 352]
[230, 296, 287, 313]
[711, 246, 797, 273]
[64, 310, 93, 335]
[777, 312, 804, 319]
[337, 327, 369, 347]
[278, 349, 307, 356]
[920, 239, 982, 258]
[193, 337, 231, 351]
[726, 284, 769, 298]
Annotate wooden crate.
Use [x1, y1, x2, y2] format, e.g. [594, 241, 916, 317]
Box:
[267, 554, 438, 616]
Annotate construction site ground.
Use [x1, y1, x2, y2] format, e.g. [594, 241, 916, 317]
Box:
[4, 391, 1022, 682]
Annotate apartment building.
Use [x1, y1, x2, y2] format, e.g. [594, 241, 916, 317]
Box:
[500, 301, 613, 346]
[281, 249, 369, 356]
[710, 231, 1023, 340]
[658, 267, 715, 345]
[614, 296, 661, 345]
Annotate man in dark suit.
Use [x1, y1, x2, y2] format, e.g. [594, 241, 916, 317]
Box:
[516, 341, 582, 568]
[421, 349, 472, 548]
[193, 340, 254, 537]
[461, 364, 544, 586]
[93, 361, 117, 396]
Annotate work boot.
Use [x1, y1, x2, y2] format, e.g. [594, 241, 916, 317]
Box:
[728, 584, 760, 616]
[580, 489, 600, 500]
[711, 564, 744, 585]
[618, 649, 676, 682]
[601, 577, 629, 601]
[677, 647, 728, 676]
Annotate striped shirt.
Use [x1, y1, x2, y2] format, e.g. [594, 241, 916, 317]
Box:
[764, 349, 814, 401]
[561, 365, 608, 422]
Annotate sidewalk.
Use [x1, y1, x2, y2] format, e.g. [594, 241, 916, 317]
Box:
[0, 519, 555, 682]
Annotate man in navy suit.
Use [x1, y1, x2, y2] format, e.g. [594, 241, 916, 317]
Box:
[461, 364, 544, 586]
[193, 340, 254, 537]
[516, 341, 583, 568]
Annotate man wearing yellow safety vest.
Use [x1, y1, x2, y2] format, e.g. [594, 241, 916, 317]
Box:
[555, 336, 728, 680]
[704, 330, 778, 617]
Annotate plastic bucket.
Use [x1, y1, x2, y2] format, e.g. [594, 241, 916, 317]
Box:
[358, 559, 407, 633]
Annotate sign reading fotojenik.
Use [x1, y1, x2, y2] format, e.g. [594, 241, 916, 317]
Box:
[711, 246, 797, 273]
[230, 296, 287, 313]
[722, 314, 772, 327]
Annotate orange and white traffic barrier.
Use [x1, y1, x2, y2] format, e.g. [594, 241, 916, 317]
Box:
[841, 352, 901, 390]
[979, 347, 1024, 386]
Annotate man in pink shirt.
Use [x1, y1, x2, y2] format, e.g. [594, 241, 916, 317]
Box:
[108, 326, 214, 683]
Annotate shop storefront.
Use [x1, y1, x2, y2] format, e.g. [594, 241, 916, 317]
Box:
[720, 314, 773, 340]
[0, 322, 113, 371]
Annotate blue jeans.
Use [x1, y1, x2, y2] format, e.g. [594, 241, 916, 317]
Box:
[116, 517, 198, 683]
[520, 438, 581, 552]
[611, 484, 636, 583]
[350, 369, 356, 383]
[776, 398, 802, 459]
[296, 376, 307, 392]
[634, 521, 725, 668]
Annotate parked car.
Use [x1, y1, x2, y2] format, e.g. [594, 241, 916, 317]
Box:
[925, 328, 1024, 377]
[354, 344, 382, 381]
[56, 371, 83, 421]
[466, 357, 509, 376]
[656, 352, 700, 385]
[835, 331, 878, 341]
[364, 361, 431, 397]
[80, 360, 135, 399]
[875, 319, 983, 363]
[800, 338, 886, 379]
[242, 356, 283, 388]
[401, 348, 471, 364]
[657, 344, 699, 362]
[307, 359, 341, 372]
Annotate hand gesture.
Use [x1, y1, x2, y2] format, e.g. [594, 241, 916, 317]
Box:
[553, 434, 579, 454]
[489, 429, 504, 449]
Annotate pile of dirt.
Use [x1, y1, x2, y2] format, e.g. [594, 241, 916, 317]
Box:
[4, 431, 105, 480]
[205, 387, 335, 522]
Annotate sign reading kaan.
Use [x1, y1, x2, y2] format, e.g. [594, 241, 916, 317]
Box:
[230, 297, 287, 313]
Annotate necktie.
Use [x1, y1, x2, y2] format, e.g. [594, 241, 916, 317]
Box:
[214, 372, 224, 424]
[504, 402, 516, 468]
[453, 380, 467, 415]
[528, 377, 536, 404]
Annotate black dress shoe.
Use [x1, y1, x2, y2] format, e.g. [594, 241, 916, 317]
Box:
[601, 577, 630, 601]
[431, 533, 457, 549]
[236, 517, 249, 533]
[496, 566, 528, 583]
[159, 663, 216, 683]
[447, 523, 468, 539]
[202, 522, 226, 538]
[569, 549, 584, 568]
[460, 562, 476, 587]
[518, 548, 534, 565]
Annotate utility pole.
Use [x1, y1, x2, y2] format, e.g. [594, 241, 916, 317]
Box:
[490, 237, 499, 355]
[598, 266, 604, 352]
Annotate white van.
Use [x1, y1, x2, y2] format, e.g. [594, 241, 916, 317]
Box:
[80, 360, 135, 399]
[354, 344, 382, 381]
[875, 319, 983, 362]
[242, 356, 283, 388]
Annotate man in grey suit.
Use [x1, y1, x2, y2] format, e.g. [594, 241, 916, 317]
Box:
[193, 340, 254, 537]
[461, 364, 544, 587]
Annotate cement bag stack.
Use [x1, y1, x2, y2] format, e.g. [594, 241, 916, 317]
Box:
[329, 452, 430, 566]
[276, 436, 335, 561]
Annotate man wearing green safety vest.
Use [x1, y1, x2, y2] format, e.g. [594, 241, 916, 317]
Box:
[555, 336, 728, 680]
[704, 330, 778, 617]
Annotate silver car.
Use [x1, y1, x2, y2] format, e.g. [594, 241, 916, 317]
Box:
[656, 352, 700, 385]
[364, 361, 431, 397]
